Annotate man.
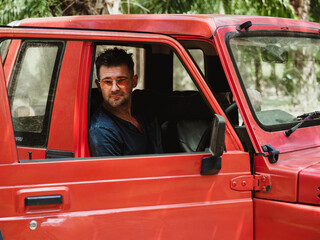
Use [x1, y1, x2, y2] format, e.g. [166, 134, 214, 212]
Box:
[89, 48, 163, 156]
[89, 47, 211, 156]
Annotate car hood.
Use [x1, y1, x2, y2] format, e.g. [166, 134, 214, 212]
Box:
[299, 162, 320, 206]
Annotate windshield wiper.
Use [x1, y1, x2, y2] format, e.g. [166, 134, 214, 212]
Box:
[284, 111, 320, 137]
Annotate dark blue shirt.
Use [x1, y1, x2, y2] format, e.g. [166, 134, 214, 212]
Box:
[89, 90, 210, 156]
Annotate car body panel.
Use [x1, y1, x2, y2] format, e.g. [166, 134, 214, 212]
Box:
[0, 152, 252, 239]
[254, 147, 320, 202]
[254, 198, 320, 240]
[0, 50, 17, 164]
[18, 15, 320, 37]
[298, 161, 320, 205]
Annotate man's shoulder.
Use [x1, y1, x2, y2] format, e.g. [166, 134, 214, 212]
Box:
[90, 106, 117, 130]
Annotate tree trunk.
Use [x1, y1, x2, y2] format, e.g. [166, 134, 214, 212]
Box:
[254, 56, 263, 93]
[270, 63, 279, 96]
[60, 0, 122, 16]
[289, 0, 318, 111]
[289, 0, 310, 20]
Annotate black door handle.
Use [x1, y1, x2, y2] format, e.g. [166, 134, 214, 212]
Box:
[25, 195, 63, 206]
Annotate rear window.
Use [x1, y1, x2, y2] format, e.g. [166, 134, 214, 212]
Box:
[8, 40, 64, 147]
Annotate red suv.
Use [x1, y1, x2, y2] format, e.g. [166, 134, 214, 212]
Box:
[0, 15, 319, 239]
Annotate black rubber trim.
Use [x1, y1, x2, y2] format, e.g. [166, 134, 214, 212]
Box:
[19, 151, 208, 163]
[212, 23, 319, 37]
[25, 195, 63, 206]
[45, 149, 74, 159]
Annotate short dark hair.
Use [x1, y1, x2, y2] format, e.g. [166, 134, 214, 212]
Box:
[95, 47, 134, 80]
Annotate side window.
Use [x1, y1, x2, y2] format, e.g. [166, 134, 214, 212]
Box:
[8, 40, 64, 147]
[173, 52, 198, 91]
[173, 49, 204, 91]
[89, 42, 211, 156]
[0, 39, 11, 63]
[189, 49, 205, 74]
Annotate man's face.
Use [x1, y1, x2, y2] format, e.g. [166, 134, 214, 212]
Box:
[97, 64, 137, 109]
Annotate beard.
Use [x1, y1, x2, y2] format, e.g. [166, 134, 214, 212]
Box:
[106, 92, 130, 108]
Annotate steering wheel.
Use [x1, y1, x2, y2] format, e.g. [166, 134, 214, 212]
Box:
[225, 102, 237, 115]
[196, 102, 237, 152]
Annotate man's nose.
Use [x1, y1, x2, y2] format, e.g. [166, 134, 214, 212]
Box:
[111, 80, 120, 91]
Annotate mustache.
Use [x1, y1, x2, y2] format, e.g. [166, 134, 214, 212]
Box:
[110, 90, 123, 96]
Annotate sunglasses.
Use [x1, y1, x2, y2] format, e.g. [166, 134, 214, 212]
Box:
[99, 78, 130, 88]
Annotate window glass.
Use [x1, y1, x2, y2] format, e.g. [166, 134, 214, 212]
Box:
[189, 49, 205, 74]
[0, 39, 11, 62]
[8, 40, 64, 147]
[173, 52, 198, 91]
[229, 35, 320, 127]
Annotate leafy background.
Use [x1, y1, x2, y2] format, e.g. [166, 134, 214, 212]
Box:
[0, 0, 319, 24]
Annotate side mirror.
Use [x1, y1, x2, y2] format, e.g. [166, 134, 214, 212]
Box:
[201, 114, 226, 175]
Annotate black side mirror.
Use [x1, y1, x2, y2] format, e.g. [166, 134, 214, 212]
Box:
[201, 114, 226, 175]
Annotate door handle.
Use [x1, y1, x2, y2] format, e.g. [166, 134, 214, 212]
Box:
[25, 195, 63, 206]
[17, 187, 69, 213]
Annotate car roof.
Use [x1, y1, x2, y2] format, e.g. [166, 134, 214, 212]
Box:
[18, 14, 320, 38]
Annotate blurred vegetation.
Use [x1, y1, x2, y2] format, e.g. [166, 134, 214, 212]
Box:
[310, 0, 320, 22]
[0, 0, 319, 25]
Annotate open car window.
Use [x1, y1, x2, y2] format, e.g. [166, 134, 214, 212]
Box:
[173, 49, 204, 91]
[90, 42, 212, 156]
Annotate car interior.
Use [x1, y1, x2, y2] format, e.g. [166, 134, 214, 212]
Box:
[89, 40, 253, 155]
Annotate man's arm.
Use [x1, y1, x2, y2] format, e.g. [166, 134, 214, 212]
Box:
[89, 126, 123, 156]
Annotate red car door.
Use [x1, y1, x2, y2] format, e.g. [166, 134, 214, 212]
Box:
[0, 27, 253, 239]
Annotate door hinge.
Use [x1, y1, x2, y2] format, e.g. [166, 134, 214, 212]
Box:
[230, 175, 272, 192]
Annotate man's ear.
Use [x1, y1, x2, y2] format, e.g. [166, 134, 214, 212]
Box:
[95, 79, 101, 92]
[132, 75, 138, 88]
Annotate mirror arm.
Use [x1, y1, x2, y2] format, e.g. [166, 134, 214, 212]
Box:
[201, 156, 222, 175]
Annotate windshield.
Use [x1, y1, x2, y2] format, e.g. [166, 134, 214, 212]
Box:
[229, 34, 320, 128]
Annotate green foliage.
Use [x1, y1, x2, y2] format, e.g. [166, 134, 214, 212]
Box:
[190, 0, 295, 17]
[0, 0, 60, 25]
[128, 0, 295, 17]
[189, 0, 223, 13]
[123, 0, 195, 14]
[310, 0, 320, 22]
[114, 0, 296, 17]
[0, 0, 318, 25]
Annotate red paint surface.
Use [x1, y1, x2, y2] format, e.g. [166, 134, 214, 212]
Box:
[0, 53, 17, 164]
[299, 162, 320, 205]
[0, 152, 253, 239]
[255, 198, 320, 240]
